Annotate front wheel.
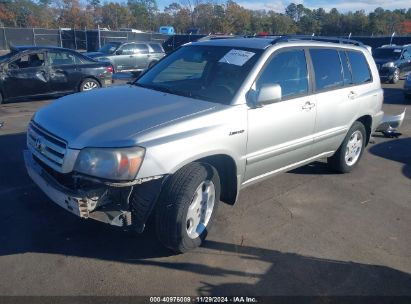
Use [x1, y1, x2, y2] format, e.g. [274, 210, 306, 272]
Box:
[327, 121, 366, 173]
[155, 163, 220, 253]
[391, 69, 400, 84]
[79, 78, 100, 92]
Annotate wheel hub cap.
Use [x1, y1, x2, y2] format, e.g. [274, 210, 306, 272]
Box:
[83, 81, 98, 91]
[186, 180, 215, 239]
[345, 130, 363, 166]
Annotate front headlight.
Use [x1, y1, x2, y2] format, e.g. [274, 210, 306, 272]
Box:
[74, 147, 145, 181]
[382, 62, 395, 68]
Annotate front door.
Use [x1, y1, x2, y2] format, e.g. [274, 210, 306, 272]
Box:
[112, 44, 135, 71]
[244, 48, 316, 184]
[3, 52, 50, 99]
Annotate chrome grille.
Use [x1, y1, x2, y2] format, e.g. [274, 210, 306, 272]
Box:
[27, 122, 67, 169]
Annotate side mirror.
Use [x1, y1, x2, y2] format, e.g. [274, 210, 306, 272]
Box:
[115, 50, 123, 55]
[255, 83, 282, 107]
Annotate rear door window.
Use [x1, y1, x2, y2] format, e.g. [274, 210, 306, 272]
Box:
[346, 51, 372, 84]
[310, 48, 343, 91]
[48, 51, 81, 65]
[134, 44, 149, 54]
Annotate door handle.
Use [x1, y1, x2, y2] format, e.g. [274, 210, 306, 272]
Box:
[302, 101, 315, 110]
[348, 91, 357, 100]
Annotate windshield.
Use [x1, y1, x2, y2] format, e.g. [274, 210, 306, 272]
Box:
[372, 48, 402, 60]
[98, 43, 121, 54]
[136, 45, 263, 105]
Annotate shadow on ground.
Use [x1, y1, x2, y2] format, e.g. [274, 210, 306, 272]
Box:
[369, 137, 411, 179]
[1, 132, 411, 296]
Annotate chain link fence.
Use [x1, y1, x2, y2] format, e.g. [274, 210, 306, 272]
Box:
[0, 27, 202, 52]
[1, 28, 410, 53]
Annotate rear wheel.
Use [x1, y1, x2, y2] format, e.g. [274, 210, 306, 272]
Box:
[0, 92, 3, 105]
[327, 121, 366, 173]
[155, 162, 220, 253]
[79, 78, 100, 92]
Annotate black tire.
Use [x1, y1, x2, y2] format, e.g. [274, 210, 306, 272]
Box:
[79, 78, 100, 92]
[155, 162, 220, 253]
[391, 69, 400, 84]
[0, 92, 3, 105]
[327, 121, 366, 173]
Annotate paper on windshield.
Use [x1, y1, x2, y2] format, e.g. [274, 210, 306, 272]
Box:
[219, 49, 255, 66]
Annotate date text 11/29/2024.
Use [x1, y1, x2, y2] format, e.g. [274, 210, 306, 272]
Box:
[149, 296, 258, 303]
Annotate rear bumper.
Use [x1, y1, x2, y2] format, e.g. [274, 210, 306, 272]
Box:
[372, 111, 385, 133]
[99, 76, 113, 87]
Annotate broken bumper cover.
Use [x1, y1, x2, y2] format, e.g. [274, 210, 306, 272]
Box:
[24, 149, 132, 227]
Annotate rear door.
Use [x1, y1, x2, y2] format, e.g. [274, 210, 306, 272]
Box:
[310, 48, 372, 155]
[3, 51, 50, 99]
[47, 50, 83, 93]
[132, 44, 150, 70]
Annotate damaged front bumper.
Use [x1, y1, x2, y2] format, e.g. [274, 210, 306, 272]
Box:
[24, 150, 162, 230]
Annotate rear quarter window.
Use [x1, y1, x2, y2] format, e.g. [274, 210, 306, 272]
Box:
[346, 51, 372, 84]
[149, 44, 164, 53]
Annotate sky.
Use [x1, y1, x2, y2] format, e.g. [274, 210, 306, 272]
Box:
[156, 0, 411, 13]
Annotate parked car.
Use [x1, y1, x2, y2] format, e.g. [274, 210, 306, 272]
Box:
[0, 46, 112, 104]
[25, 36, 383, 253]
[404, 73, 411, 98]
[85, 42, 165, 73]
[372, 44, 411, 83]
[159, 26, 175, 35]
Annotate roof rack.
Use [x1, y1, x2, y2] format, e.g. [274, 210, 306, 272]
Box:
[270, 35, 364, 47]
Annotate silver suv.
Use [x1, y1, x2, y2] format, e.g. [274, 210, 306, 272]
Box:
[85, 41, 165, 73]
[24, 37, 384, 253]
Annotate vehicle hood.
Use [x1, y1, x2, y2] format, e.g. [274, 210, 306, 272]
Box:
[373, 58, 397, 65]
[32, 86, 216, 149]
[84, 52, 107, 58]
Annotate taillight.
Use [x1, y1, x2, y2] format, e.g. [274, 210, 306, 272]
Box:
[107, 66, 113, 73]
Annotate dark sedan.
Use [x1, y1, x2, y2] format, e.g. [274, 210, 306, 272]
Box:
[0, 46, 113, 104]
[372, 45, 411, 84]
